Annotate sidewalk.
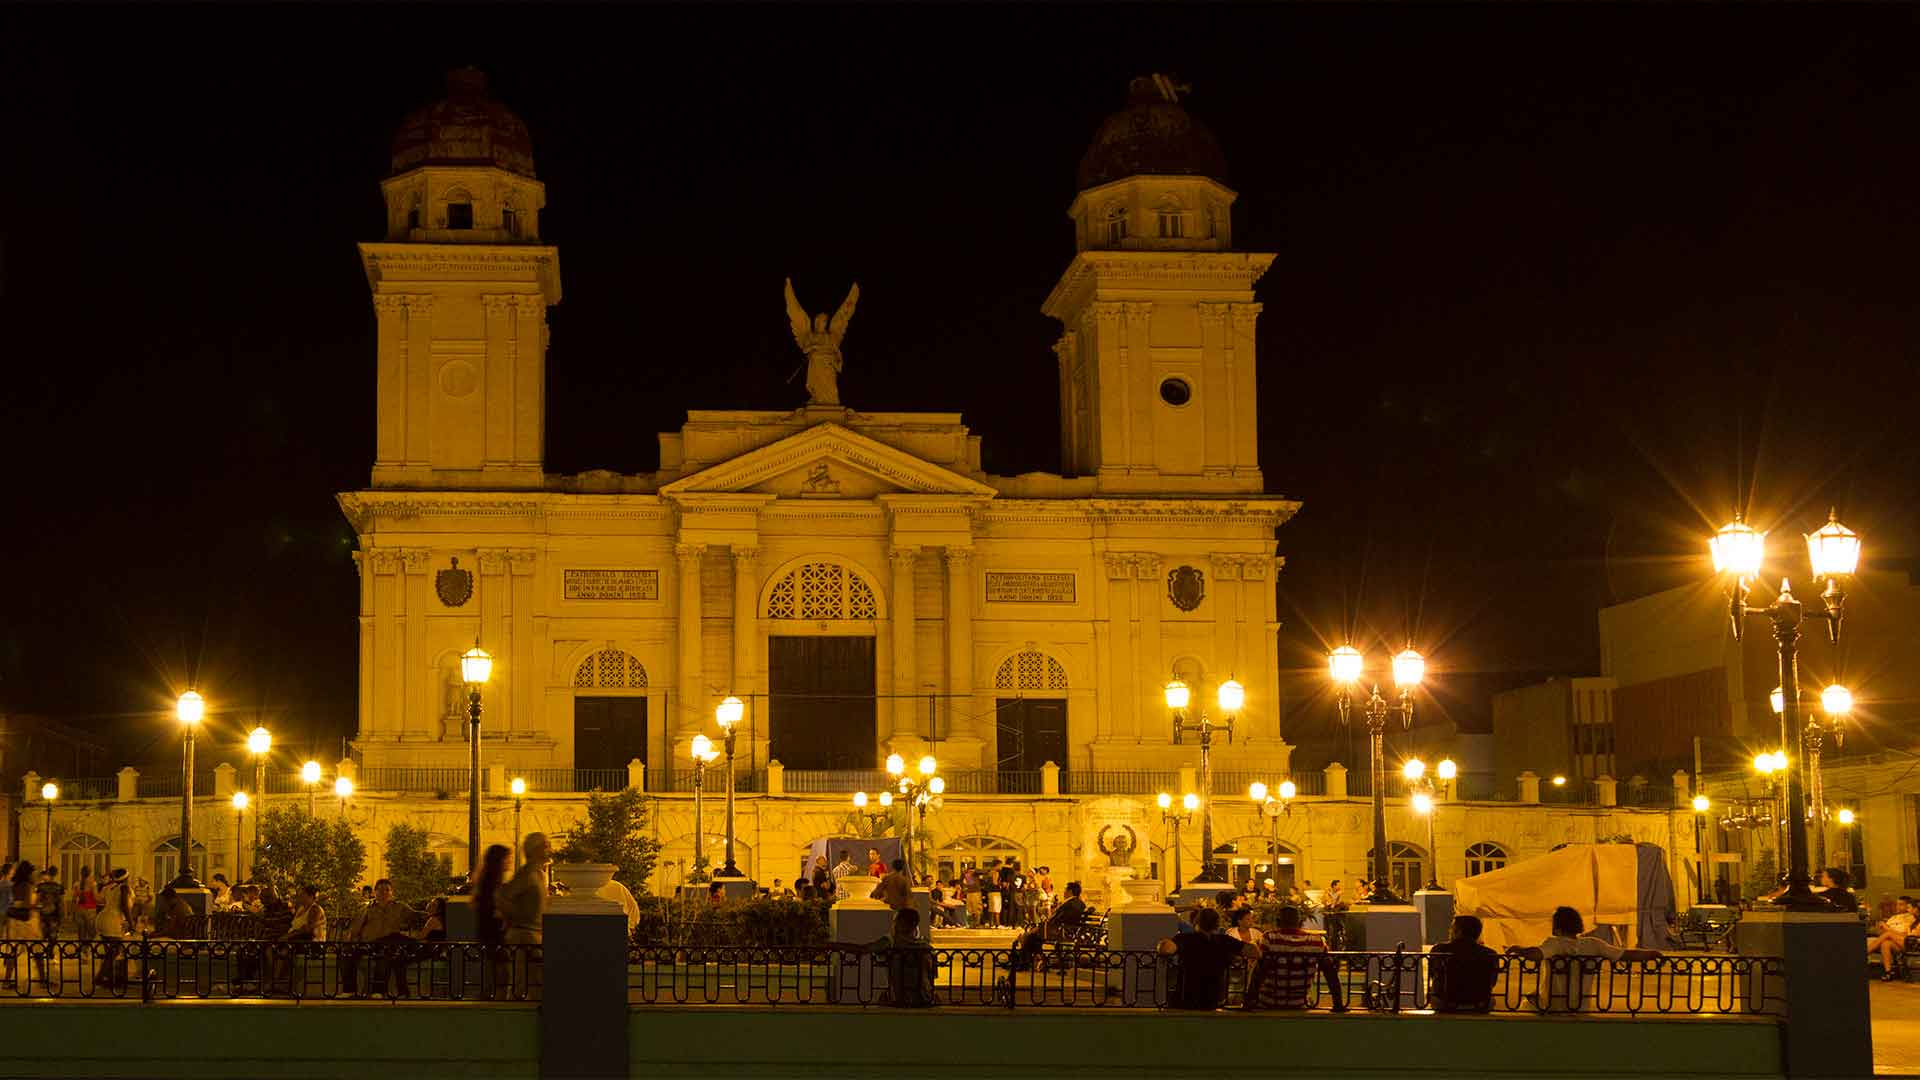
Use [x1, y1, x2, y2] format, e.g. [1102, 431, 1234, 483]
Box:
[1875, 980, 1920, 1076]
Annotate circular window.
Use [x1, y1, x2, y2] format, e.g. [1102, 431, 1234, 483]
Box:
[1159, 378, 1192, 407]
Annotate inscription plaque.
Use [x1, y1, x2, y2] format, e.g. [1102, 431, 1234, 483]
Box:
[563, 569, 659, 600]
[984, 571, 1076, 604]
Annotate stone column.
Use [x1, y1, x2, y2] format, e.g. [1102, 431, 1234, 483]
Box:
[508, 551, 538, 737]
[944, 548, 973, 740]
[888, 547, 917, 741]
[1518, 771, 1541, 804]
[372, 295, 408, 468]
[402, 550, 433, 736]
[731, 546, 760, 744]
[403, 295, 434, 467]
[676, 543, 705, 739]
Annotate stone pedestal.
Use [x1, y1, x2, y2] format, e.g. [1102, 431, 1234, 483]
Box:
[910, 887, 932, 942]
[713, 875, 757, 900]
[829, 876, 894, 1004]
[1414, 889, 1454, 947]
[1119, 876, 1164, 910]
[1346, 903, 1423, 1008]
[542, 893, 629, 1079]
[1107, 902, 1177, 1007]
[1736, 909, 1871, 1078]
[175, 886, 213, 917]
[1105, 866, 1136, 908]
[1180, 877, 1235, 906]
[445, 896, 477, 940]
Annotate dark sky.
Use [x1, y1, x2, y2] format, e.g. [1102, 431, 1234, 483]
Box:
[3, 5, 1918, 764]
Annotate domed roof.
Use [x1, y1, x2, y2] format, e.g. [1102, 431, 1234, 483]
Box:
[391, 68, 536, 178]
[1076, 75, 1228, 192]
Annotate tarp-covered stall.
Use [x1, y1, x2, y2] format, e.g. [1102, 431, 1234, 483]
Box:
[1452, 842, 1675, 950]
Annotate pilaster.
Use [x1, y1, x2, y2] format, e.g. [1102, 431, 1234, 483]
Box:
[731, 545, 760, 706]
[676, 542, 705, 739]
[1228, 303, 1262, 479]
[888, 547, 918, 741]
[482, 296, 516, 468]
[944, 547, 974, 740]
[401, 549, 432, 736]
[508, 550, 538, 737]
[1122, 302, 1154, 472]
[402, 295, 434, 467]
[512, 294, 545, 467]
[372, 295, 408, 468]
[1090, 302, 1125, 472]
[1135, 554, 1163, 728]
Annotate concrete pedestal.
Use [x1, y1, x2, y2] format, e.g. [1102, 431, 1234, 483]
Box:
[1107, 904, 1177, 1007]
[1414, 889, 1454, 947]
[444, 896, 478, 940]
[1180, 877, 1235, 907]
[541, 895, 628, 1079]
[1344, 902, 1423, 1008]
[910, 887, 932, 942]
[1736, 909, 1870, 1078]
[712, 875, 757, 900]
[829, 879, 894, 1004]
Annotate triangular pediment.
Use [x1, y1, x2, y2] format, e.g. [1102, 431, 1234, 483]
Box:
[659, 423, 997, 499]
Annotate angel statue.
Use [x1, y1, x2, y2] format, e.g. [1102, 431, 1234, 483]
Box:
[1097, 824, 1139, 869]
[784, 277, 859, 406]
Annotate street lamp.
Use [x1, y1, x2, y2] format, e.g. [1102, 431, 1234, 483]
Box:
[1691, 794, 1712, 904]
[334, 775, 354, 817]
[301, 760, 322, 816]
[247, 726, 271, 872]
[1808, 684, 1853, 872]
[1168, 677, 1240, 888]
[1403, 757, 1454, 891]
[1329, 645, 1423, 904]
[714, 696, 746, 881]
[231, 791, 249, 882]
[460, 643, 494, 879]
[1838, 807, 1857, 879]
[40, 782, 57, 867]
[510, 777, 527, 871]
[1248, 780, 1295, 889]
[1712, 508, 1860, 908]
[689, 734, 720, 882]
[1754, 750, 1787, 881]
[886, 752, 944, 880]
[1157, 792, 1198, 896]
[172, 690, 206, 890]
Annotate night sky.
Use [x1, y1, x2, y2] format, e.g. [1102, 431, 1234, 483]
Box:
[3, 6, 1917, 767]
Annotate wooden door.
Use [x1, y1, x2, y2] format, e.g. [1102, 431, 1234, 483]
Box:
[575, 696, 648, 772]
[768, 636, 876, 770]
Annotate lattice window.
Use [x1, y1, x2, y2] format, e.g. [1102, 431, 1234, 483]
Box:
[574, 648, 648, 690]
[766, 562, 876, 621]
[994, 650, 1068, 691]
[1465, 842, 1508, 878]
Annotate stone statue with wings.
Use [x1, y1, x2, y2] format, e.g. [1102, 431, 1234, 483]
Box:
[785, 277, 859, 406]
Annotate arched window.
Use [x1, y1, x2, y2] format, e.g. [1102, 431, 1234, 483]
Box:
[61, 833, 110, 889]
[765, 561, 877, 621]
[1465, 842, 1509, 878]
[1156, 198, 1188, 239]
[994, 649, 1068, 693]
[153, 836, 207, 888]
[935, 835, 1026, 884]
[1104, 206, 1128, 245]
[1365, 841, 1428, 900]
[574, 648, 648, 690]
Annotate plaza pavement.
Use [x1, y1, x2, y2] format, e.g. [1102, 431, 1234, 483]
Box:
[1876, 980, 1920, 1075]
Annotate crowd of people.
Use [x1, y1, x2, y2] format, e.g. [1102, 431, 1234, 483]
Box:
[762, 850, 1056, 931]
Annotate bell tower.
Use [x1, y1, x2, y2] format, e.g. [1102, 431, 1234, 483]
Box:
[359, 68, 561, 489]
[1042, 75, 1272, 494]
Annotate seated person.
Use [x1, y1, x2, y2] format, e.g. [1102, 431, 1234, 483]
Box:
[1869, 896, 1916, 980]
[1044, 881, 1087, 941]
[1246, 904, 1344, 1011]
[870, 907, 935, 1007]
[1429, 915, 1499, 1012]
[1156, 907, 1258, 1010]
[1511, 905, 1660, 1011]
[1819, 868, 1860, 912]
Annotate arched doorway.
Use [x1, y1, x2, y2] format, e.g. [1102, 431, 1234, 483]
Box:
[1365, 841, 1429, 899]
[993, 647, 1069, 789]
[61, 834, 110, 890]
[153, 836, 207, 887]
[763, 559, 880, 770]
[572, 646, 649, 774]
[1217, 837, 1301, 892]
[935, 835, 1026, 886]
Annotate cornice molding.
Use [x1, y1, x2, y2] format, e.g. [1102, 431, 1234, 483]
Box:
[660, 421, 997, 499]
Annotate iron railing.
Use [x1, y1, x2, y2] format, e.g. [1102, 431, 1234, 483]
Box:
[653, 767, 767, 794]
[0, 939, 539, 1001]
[1063, 771, 1178, 796]
[43, 777, 118, 801]
[941, 771, 1043, 795]
[355, 767, 482, 794]
[523, 768, 630, 794]
[781, 770, 888, 795]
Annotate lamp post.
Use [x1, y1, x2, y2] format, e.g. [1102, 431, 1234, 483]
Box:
[1157, 792, 1197, 896]
[715, 696, 746, 880]
[850, 789, 896, 838]
[1837, 808, 1857, 880]
[1403, 757, 1455, 891]
[1167, 677, 1240, 888]
[1247, 780, 1295, 890]
[1691, 794, 1712, 903]
[1754, 750, 1787, 881]
[334, 776, 353, 818]
[40, 782, 57, 867]
[460, 643, 494, 879]
[1328, 644, 1424, 904]
[231, 791, 249, 882]
[301, 760, 322, 817]
[171, 690, 205, 890]
[247, 726, 271, 873]
[1712, 509, 1860, 908]
[885, 753, 944, 880]
[690, 735, 719, 881]
[510, 777, 527, 870]
[1806, 684, 1853, 873]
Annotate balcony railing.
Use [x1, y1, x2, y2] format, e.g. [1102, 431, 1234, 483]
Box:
[1063, 771, 1178, 795]
[356, 767, 483, 794]
[522, 768, 630, 794]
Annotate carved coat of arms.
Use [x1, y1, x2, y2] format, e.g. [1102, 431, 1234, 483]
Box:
[436, 557, 474, 607]
[1167, 565, 1205, 612]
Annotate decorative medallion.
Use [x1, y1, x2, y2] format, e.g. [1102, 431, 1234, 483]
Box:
[435, 557, 474, 607]
[799, 461, 840, 495]
[1167, 564, 1206, 612]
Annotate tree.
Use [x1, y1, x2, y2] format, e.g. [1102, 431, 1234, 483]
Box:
[1745, 846, 1780, 901]
[384, 822, 445, 905]
[554, 789, 661, 897]
[254, 807, 368, 919]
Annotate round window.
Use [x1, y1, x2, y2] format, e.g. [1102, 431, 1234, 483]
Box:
[1159, 378, 1192, 407]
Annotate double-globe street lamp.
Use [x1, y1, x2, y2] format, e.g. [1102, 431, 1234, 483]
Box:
[689, 734, 721, 880]
[1166, 677, 1241, 888]
[1247, 780, 1295, 890]
[1691, 794, 1712, 903]
[883, 753, 944, 879]
[1712, 509, 1861, 907]
[1404, 756, 1456, 891]
[714, 696, 747, 881]
[1328, 644, 1425, 904]
[172, 690, 206, 891]
[460, 644, 494, 879]
[1156, 792, 1199, 894]
[247, 726, 271, 871]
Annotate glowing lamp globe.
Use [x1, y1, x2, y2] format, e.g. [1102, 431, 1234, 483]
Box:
[1249, 781, 1268, 803]
[510, 777, 527, 797]
[1551, 775, 1567, 787]
[1692, 794, 1710, 813]
[1822, 684, 1854, 716]
[248, 727, 272, 756]
[878, 791, 893, 808]
[1437, 759, 1458, 781]
[716, 696, 745, 730]
[1278, 780, 1297, 800]
[1156, 792, 1173, 811]
[177, 690, 205, 726]
[853, 791, 868, 808]
[301, 761, 322, 785]
[1163, 679, 1191, 711]
[1769, 687, 1784, 715]
[1329, 645, 1364, 686]
[1806, 512, 1861, 579]
[690, 734, 716, 762]
[1402, 759, 1426, 782]
[1838, 808, 1855, 826]
[1391, 649, 1426, 690]
[1182, 793, 1199, 812]
[1411, 791, 1434, 815]
[929, 776, 945, 795]
[1710, 518, 1766, 578]
[1217, 679, 1245, 713]
[334, 776, 354, 799]
[460, 645, 493, 685]
[40, 782, 57, 802]
[1753, 753, 1775, 775]
[885, 754, 906, 777]
[231, 791, 249, 811]
[918, 755, 938, 778]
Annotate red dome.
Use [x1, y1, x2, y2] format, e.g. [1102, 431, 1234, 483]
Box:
[390, 68, 536, 178]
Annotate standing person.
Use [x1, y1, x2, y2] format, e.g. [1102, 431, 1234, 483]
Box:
[37, 867, 65, 946]
[3, 862, 39, 986]
[866, 848, 886, 878]
[810, 855, 832, 895]
[997, 860, 1019, 928]
[129, 878, 154, 936]
[497, 833, 551, 945]
[73, 866, 99, 944]
[93, 868, 130, 990]
[870, 858, 914, 922]
[473, 845, 511, 946]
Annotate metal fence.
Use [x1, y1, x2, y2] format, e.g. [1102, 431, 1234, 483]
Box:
[781, 770, 889, 795]
[523, 768, 630, 794]
[44, 777, 117, 801]
[356, 767, 482, 794]
[1063, 771, 1179, 795]
[0, 940, 539, 1002]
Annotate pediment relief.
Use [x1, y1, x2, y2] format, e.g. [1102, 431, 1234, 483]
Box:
[660, 423, 996, 499]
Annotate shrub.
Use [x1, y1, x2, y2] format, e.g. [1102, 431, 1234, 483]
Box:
[554, 789, 662, 897]
[384, 822, 444, 905]
[633, 895, 830, 947]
